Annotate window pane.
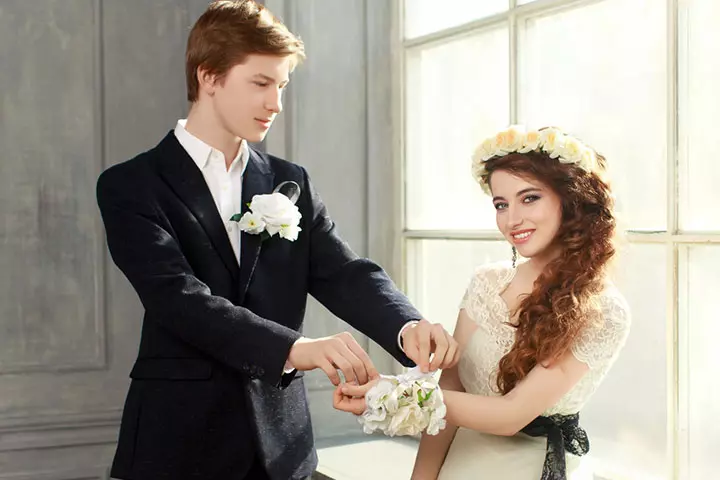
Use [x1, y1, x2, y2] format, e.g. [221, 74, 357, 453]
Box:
[519, 0, 667, 231]
[679, 246, 720, 479]
[405, 240, 510, 332]
[678, 0, 720, 231]
[404, 0, 507, 39]
[405, 27, 509, 231]
[580, 244, 669, 479]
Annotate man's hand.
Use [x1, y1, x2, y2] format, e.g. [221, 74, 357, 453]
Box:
[287, 332, 378, 386]
[332, 380, 377, 415]
[401, 319, 460, 373]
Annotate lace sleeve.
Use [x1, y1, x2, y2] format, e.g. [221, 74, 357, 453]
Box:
[571, 288, 632, 370]
[459, 268, 483, 312]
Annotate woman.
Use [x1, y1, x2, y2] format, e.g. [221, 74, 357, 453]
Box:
[334, 126, 631, 480]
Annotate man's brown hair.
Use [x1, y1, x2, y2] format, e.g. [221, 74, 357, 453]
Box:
[185, 0, 305, 102]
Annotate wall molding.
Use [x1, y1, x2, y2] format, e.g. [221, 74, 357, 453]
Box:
[0, 409, 121, 452]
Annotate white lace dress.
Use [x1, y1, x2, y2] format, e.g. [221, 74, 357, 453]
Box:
[438, 262, 631, 480]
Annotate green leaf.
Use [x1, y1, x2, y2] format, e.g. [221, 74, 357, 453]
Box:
[229, 213, 243, 222]
[417, 389, 433, 407]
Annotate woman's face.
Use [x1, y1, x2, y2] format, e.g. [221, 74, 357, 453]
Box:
[490, 170, 563, 261]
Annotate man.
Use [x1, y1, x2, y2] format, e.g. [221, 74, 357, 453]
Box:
[97, 2, 459, 479]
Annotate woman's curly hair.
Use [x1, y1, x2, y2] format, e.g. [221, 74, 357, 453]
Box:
[481, 149, 616, 394]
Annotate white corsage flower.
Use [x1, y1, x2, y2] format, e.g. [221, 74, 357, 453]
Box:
[230, 192, 302, 242]
[358, 367, 447, 438]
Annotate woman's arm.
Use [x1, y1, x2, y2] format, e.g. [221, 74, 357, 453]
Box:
[443, 349, 589, 436]
[410, 360, 464, 480]
[336, 325, 590, 437]
[410, 308, 481, 479]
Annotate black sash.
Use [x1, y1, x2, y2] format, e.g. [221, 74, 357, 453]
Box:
[520, 413, 589, 480]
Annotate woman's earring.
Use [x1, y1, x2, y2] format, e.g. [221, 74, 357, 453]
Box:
[511, 246, 517, 268]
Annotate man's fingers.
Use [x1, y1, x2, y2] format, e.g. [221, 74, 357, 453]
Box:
[328, 348, 357, 385]
[429, 325, 450, 371]
[331, 336, 369, 385]
[319, 359, 341, 386]
[403, 332, 424, 371]
[416, 321, 431, 372]
[341, 335, 377, 382]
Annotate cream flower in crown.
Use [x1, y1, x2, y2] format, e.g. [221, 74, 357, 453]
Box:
[471, 126, 598, 195]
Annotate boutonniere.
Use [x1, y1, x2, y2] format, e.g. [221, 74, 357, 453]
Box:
[230, 181, 302, 242]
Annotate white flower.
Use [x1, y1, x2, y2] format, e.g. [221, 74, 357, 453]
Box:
[237, 212, 266, 235]
[426, 412, 447, 435]
[249, 193, 302, 227]
[358, 367, 447, 438]
[278, 224, 301, 241]
[557, 137, 584, 164]
[473, 137, 495, 162]
[388, 403, 426, 437]
[540, 128, 567, 159]
[490, 130, 513, 155]
[579, 147, 597, 171]
[234, 191, 302, 242]
[366, 378, 398, 411]
[517, 130, 541, 153]
[504, 125, 527, 151]
[359, 379, 395, 434]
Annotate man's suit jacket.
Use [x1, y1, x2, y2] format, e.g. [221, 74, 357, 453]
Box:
[96, 132, 421, 480]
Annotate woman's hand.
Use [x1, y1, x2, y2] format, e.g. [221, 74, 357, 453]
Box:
[332, 378, 379, 415]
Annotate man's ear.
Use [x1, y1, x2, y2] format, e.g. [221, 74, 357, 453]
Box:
[197, 66, 216, 96]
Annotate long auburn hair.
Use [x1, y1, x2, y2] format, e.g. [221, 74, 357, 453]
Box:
[481, 149, 616, 394]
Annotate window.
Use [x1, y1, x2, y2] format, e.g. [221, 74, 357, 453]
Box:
[399, 1, 720, 478]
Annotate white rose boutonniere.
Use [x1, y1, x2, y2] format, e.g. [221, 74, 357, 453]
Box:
[230, 184, 302, 241]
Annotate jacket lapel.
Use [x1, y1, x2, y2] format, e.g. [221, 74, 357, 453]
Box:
[238, 148, 274, 304]
[155, 132, 240, 280]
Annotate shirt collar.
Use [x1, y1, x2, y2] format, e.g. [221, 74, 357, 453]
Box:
[173, 119, 248, 173]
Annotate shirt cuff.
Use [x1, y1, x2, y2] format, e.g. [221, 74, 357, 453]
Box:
[397, 320, 420, 353]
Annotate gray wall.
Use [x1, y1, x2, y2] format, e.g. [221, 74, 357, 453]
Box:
[0, 0, 398, 477]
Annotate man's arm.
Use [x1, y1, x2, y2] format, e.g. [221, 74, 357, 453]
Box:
[300, 167, 422, 366]
[96, 167, 301, 386]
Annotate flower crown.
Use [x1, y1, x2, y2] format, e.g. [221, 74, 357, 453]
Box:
[471, 126, 599, 195]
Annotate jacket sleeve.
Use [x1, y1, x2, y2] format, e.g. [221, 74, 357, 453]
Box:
[302, 167, 420, 367]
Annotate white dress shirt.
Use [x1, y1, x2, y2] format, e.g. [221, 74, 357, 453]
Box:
[174, 119, 249, 263]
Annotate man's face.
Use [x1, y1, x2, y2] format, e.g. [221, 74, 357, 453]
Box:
[208, 54, 293, 143]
